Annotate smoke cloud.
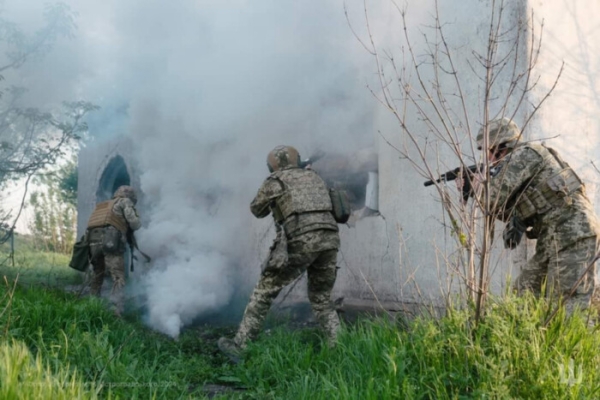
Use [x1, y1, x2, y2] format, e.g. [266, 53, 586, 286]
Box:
[4, 0, 393, 337]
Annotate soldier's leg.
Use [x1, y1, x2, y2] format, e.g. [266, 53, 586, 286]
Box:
[513, 248, 547, 296]
[105, 253, 126, 316]
[306, 249, 340, 347]
[89, 244, 105, 297]
[234, 255, 313, 348]
[547, 237, 599, 316]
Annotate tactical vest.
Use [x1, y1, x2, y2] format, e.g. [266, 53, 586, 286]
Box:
[87, 199, 129, 234]
[272, 168, 332, 219]
[512, 144, 583, 221]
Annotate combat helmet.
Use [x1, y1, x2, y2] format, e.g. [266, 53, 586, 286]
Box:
[113, 185, 138, 204]
[476, 118, 521, 150]
[267, 145, 301, 172]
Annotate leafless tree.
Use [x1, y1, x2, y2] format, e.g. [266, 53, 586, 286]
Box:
[348, 0, 563, 321]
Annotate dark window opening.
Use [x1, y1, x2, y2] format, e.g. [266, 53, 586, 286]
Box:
[312, 148, 379, 218]
[96, 155, 131, 202]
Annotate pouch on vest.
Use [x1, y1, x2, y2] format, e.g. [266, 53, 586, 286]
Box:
[261, 229, 288, 273]
[102, 227, 124, 254]
[329, 188, 351, 224]
[69, 235, 90, 272]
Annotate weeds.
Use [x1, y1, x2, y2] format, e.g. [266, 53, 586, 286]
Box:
[2, 251, 600, 399]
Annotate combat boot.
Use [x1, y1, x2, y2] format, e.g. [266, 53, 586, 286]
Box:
[217, 337, 242, 364]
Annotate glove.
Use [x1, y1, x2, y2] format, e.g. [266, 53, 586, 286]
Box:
[503, 216, 527, 249]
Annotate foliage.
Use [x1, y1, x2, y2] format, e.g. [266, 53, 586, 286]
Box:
[28, 162, 78, 254]
[0, 282, 233, 399]
[2, 252, 600, 400]
[0, 340, 97, 400]
[0, 233, 81, 286]
[233, 296, 600, 399]
[56, 157, 78, 207]
[0, 3, 97, 239]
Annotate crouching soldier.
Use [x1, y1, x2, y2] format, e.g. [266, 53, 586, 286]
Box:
[86, 185, 141, 316]
[219, 145, 341, 359]
[460, 118, 600, 317]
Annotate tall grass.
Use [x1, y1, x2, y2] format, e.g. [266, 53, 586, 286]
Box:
[0, 284, 233, 399]
[0, 340, 98, 399]
[3, 246, 600, 399]
[0, 234, 82, 287]
[234, 294, 600, 399]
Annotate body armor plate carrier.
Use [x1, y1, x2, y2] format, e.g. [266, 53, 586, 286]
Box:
[513, 145, 583, 220]
[87, 199, 129, 234]
[273, 169, 332, 219]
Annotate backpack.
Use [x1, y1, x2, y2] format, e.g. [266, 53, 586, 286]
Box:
[329, 188, 351, 224]
[69, 235, 90, 272]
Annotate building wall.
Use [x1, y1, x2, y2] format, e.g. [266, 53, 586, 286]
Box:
[78, 0, 600, 312]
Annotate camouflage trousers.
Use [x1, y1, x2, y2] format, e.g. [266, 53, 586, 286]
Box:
[234, 249, 340, 348]
[514, 236, 599, 316]
[89, 229, 126, 316]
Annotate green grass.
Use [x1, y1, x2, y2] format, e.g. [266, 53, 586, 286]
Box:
[229, 296, 600, 399]
[0, 284, 237, 399]
[0, 233, 82, 287]
[3, 246, 600, 399]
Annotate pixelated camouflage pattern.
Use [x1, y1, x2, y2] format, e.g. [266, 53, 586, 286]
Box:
[113, 185, 138, 204]
[488, 143, 600, 312]
[489, 143, 600, 250]
[235, 165, 341, 347]
[234, 231, 341, 348]
[267, 145, 300, 172]
[250, 169, 338, 239]
[88, 227, 126, 315]
[273, 168, 333, 219]
[86, 197, 141, 315]
[514, 236, 599, 313]
[476, 117, 521, 150]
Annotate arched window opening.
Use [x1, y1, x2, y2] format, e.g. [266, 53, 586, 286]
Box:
[96, 155, 131, 202]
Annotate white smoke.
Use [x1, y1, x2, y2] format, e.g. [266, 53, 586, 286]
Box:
[3, 0, 394, 337]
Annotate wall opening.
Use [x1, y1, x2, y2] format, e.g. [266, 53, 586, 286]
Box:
[312, 147, 379, 219]
[96, 155, 131, 202]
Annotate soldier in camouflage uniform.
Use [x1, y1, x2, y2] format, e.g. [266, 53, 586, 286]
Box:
[465, 118, 600, 315]
[219, 145, 341, 359]
[86, 185, 141, 316]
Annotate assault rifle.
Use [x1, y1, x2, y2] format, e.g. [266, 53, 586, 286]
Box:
[299, 150, 326, 169]
[126, 229, 151, 272]
[423, 164, 482, 202]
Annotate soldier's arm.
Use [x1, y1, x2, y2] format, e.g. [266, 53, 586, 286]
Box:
[120, 198, 142, 231]
[488, 146, 544, 212]
[250, 177, 284, 218]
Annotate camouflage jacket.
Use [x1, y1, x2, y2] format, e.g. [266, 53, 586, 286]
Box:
[251, 166, 339, 251]
[488, 143, 600, 254]
[113, 197, 141, 231]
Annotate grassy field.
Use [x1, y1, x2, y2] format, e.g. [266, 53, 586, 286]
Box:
[0, 233, 82, 287]
[2, 243, 600, 398]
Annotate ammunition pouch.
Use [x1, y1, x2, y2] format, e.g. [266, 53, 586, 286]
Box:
[261, 229, 288, 273]
[503, 216, 527, 249]
[515, 168, 582, 220]
[69, 234, 90, 272]
[102, 226, 125, 254]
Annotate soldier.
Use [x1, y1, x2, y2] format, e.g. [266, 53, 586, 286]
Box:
[218, 145, 341, 359]
[86, 185, 141, 316]
[461, 118, 600, 315]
